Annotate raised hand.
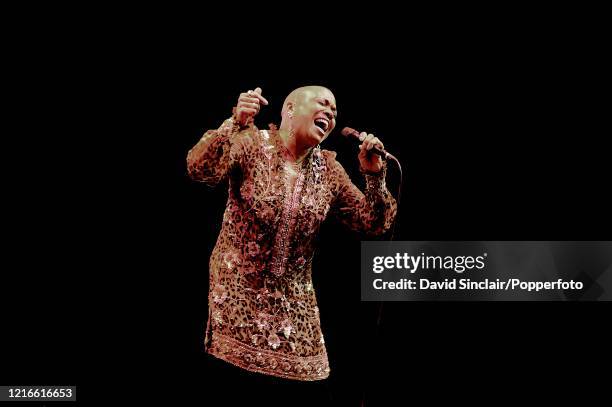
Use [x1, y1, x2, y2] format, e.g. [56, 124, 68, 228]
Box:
[235, 87, 269, 127]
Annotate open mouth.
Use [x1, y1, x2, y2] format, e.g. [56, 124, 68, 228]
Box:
[314, 117, 330, 135]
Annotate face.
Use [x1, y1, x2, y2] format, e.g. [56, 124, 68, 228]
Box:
[288, 87, 337, 147]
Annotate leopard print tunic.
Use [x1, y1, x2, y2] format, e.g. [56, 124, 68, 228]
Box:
[187, 118, 397, 381]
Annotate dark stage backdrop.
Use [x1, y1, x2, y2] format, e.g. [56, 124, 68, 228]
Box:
[2, 59, 609, 405]
[144, 73, 609, 404]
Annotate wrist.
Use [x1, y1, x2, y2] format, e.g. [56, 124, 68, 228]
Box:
[360, 161, 386, 176]
[359, 164, 384, 175]
[231, 107, 250, 129]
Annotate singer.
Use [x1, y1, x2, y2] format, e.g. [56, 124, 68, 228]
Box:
[187, 86, 397, 383]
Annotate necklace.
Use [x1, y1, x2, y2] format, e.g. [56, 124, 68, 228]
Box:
[269, 125, 312, 168]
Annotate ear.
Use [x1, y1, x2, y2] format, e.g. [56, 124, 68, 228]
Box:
[286, 102, 295, 118]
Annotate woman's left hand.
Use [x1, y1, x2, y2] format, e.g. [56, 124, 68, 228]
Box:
[358, 132, 385, 173]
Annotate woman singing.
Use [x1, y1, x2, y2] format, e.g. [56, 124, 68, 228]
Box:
[187, 85, 397, 401]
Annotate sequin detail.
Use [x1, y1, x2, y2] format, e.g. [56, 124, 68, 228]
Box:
[187, 119, 397, 381]
[209, 333, 330, 381]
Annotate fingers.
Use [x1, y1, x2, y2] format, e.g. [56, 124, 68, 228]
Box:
[236, 86, 268, 124]
[250, 87, 269, 105]
[371, 137, 384, 150]
[237, 97, 260, 121]
[239, 95, 262, 104]
[358, 145, 383, 173]
[237, 89, 264, 122]
[357, 131, 385, 173]
[358, 146, 368, 160]
[238, 107, 258, 115]
[238, 101, 260, 111]
[359, 133, 385, 151]
[235, 87, 268, 126]
[239, 95, 262, 110]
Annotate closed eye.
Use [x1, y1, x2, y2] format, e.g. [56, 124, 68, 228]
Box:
[317, 98, 337, 118]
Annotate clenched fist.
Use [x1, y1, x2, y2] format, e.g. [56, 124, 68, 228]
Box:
[235, 87, 269, 127]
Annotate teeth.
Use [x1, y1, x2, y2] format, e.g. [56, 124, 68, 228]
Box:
[315, 119, 329, 131]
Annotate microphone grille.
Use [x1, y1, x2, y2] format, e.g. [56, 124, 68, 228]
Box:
[341, 127, 357, 137]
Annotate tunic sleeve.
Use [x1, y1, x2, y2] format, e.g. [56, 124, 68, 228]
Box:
[186, 117, 254, 187]
[329, 153, 398, 236]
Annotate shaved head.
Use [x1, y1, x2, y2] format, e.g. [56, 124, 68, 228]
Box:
[278, 85, 337, 152]
[282, 86, 334, 116]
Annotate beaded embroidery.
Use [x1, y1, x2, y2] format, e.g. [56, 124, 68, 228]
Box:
[187, 119, 397, 380]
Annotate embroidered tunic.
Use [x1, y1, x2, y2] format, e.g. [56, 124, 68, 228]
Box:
[187, 118, 397, 381]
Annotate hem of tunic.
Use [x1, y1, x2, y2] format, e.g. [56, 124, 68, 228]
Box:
[206, 332, 330, 381]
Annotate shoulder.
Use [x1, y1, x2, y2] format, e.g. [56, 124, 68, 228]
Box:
[321, 149, 351, 183]
[321, 149, 338, 166]
[321, 149, 343, 171]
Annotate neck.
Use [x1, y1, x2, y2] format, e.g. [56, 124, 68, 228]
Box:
[278, 128, 312, 164]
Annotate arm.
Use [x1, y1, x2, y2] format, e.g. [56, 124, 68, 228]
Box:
[330, 157, 397, 236]
[186, 117, 246, 186]
[186, 87, 268, 186]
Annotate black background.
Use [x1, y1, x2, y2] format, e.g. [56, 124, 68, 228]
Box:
[2, 15, 610, 406]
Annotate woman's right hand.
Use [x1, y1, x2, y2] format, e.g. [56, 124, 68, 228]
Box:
[235, 87, 268, 126]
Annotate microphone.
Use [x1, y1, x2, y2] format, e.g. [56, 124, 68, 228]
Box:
[341, 127, 397, 161]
